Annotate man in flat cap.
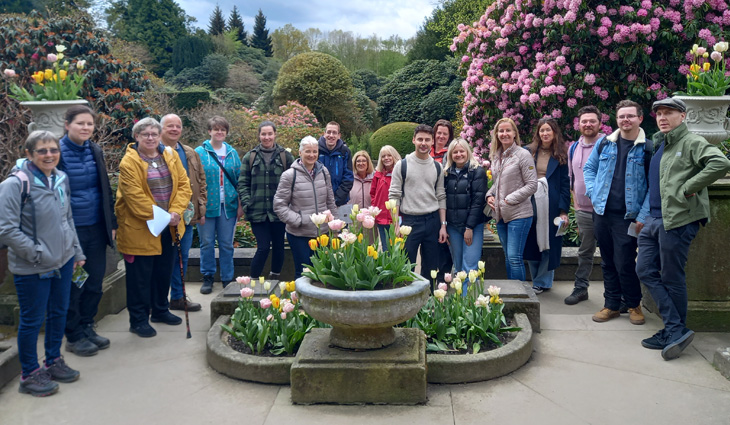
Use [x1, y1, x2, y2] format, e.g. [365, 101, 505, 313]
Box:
[636, 97, 730, 360]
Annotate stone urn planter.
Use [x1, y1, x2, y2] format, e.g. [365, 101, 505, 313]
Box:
[295, 276, 430, 349]
[675, 95, 730, 144]
[20, 99, 89, 138]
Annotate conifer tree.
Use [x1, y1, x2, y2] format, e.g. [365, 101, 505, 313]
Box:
[251, 9, 273, 57]
[208, 4, 226, 35]
[228, 5, 248, 45]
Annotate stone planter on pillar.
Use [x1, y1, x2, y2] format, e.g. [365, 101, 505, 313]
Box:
[674, 95, 730, 144]
[20, 99, 89, 138]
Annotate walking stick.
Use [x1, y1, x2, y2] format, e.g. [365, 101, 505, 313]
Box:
[173, 228, 192, 339]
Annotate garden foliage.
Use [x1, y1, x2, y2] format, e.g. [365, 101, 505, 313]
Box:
[454, 0, 730, 159]
[369, 122, 418, 158]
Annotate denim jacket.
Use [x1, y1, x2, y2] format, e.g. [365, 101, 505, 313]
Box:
[583, 128, 649, 221]
[195, 140, 241, 218]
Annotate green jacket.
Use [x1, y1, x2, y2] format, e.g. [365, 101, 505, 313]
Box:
[238, 143, 294, 223]
[647, 123, 730, 230]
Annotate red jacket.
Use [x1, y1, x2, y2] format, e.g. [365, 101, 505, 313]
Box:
[369, 170, 393, 225]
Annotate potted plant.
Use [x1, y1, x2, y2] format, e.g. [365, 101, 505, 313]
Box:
[3, 44, 88, 137]
[674, 42, 730, 144]
[296, 204, 430, 349]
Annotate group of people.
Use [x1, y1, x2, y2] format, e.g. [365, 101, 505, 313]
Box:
[1, 95, 728, 397]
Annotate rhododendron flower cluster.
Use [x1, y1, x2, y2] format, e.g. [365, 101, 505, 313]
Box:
[453, 0, 730, 159]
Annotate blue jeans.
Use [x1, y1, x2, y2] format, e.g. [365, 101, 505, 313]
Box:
[495, 217, 532, 281]
[198, 211, 237, 282]
[447, 222, 484, 295]
[15, 258, 74, 376]
[250, 219, 286, 279]
[378, 224, 390, 252]
[287, 232, 314, 279]
[636, 217, 699, 339]
[528, 251, 554, 288]
[170, 223, 193, 300]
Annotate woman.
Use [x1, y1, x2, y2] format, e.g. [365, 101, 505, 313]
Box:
[239, 121, 294, 281]
[274, 136, 337, 278]
[369, 145, 401, 251]
[58, 105, 117, 357]
[431, 119, 454, 164]
[116, 118, 192, 338]
[523, 118, 571, 294]
[195, 116, 242, 294]
[444, 138, 488, 294]
[486, 118, 538, 281]
[0, 131, 85, 396]
[349, 150, 373, 209]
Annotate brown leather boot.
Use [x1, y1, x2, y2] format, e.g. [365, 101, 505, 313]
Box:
[170, 297, 201, 312]
[592, 308, 620, 322]
[628, 305, 645, 325]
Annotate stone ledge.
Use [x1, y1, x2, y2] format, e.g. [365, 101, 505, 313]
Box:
[0, 341, 20, 391]
[426, 313, 533, 384]
[714, 347, 730, 380]
[206, 313, 532, 386]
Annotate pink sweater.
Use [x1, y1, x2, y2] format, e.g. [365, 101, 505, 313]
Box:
[568, 134, 604, 212]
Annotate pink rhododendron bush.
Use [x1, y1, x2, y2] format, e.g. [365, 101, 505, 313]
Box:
[454, 0, 730, 158]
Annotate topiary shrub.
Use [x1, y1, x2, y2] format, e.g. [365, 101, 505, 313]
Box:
[171, 90, 211, 109]
[370, 122, 418, 158]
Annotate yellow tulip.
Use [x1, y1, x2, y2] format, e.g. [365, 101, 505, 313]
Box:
[394, 237, 404, 246]
[59, 69, 67, 80]
[357, 233, 364, 243]
[44, 69, 53, 81]
[703, 62, 711, 71]
[318, 234, 329, 247]
[308, 239, 318, 250]
[689, 63, 700, 73]
[367, 245, 378, 260]
[285, 281, 296, 292]
[32, 71, 44, 84]
[331, 238, 340, 249]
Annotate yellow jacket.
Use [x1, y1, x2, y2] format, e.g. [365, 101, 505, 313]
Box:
[115, 143, 192, 255]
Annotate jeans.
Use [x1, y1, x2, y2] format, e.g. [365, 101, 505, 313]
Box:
[574, 210, 597, 289]
[198, 209, 237, 282]
[65, 222, 107, 342]
[15, 258, 74, 375]
[636, 217, 699, 338]
[447, 222, 484, 295]
[593, 212, 641, 311]
[378, 224, 390, 252]
[495, 217, 532, 281]
[125, 230, 175, 326]
[401, 211, 440, 282]
[170, 223, 193, 300]
[250, 219, 287, 279]
[287, 232, 314, 279]
[528, 251, 554, 288]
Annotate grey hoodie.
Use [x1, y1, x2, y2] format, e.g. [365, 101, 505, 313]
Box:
[0, 159, 85, 275]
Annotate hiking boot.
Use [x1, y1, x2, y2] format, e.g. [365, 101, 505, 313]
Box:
[65, 337, 99, 357]
[84, 324, 110, 349]
[662, 328, 695, 361]
[19, 368, 58, 397]
[44, 357, 80, 383]
[592, 308, 620, 322]
[200, 275, 214, 294]
[628, 305, 645, 325]
[222, 280, 231, 288]
[642, 331, 667, 350]
[170, 297, 201, 312]
[150, 311, 182, 325]
[564, 287, 588, 305]
[130, 323, 157, 338]
[268, 272, 281, 281]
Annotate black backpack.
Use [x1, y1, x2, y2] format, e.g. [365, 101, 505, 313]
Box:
[399, 158, 442, 200]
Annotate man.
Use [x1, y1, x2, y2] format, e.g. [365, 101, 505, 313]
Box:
[636, 97, 730, 360]
[317, 121, 353, 207]
[583, 100, 649, 325]
[564, 106, 604, 305]
[389, 124, 447, 284]
[160, 114, 206, 312]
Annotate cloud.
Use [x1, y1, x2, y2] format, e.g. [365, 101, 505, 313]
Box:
[178, 0, 434, 39]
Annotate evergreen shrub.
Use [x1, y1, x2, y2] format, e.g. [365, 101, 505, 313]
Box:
[370, 122, 418, 158]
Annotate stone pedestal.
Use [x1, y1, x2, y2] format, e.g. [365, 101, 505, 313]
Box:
[685, 178, 730, 331]
[290, 328, 427, 405]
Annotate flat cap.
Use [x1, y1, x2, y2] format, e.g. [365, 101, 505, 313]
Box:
[652, 97, 687, 113]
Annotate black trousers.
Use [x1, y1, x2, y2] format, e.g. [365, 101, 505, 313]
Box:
[65, 222, 108, 342]
[402, 211, 440, 286]
[124, 231, 175, 327]
[593, 212, 642, 310]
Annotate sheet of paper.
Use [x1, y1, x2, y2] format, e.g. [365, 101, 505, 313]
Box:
[627, 222, 638, 238]
[554, 217, 568, 237]
[147, 205, 171, 237]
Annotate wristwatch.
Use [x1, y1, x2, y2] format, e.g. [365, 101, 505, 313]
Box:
[441, 221, 448, 225]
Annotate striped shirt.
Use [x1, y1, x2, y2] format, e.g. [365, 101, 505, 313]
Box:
[139, 152, 173, 211]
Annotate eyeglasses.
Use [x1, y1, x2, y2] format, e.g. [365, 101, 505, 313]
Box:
[617, 114, 638, 120]
[34, 148, 60, 155]
[139, 132, 159, 139]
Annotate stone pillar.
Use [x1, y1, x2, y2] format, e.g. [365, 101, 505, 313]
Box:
[685, 177, 730, 331]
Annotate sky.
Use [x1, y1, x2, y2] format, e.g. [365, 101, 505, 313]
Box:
[177, 0, 436, 39]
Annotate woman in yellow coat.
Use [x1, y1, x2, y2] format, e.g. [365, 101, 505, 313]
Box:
[115, 117, 192, 338]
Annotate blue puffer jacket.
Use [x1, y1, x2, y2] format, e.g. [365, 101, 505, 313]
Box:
[583, 128, 649, 221]
[59, 135, 102, 227]
[195, 140, 241, 218]
[317, 136, 353, 206]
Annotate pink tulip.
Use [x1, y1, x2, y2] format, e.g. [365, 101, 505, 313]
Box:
[323, 210, 335, 222]
[290, 291, 298, 302]
[47, 53, 57, 62]
[282, 301, 295, 313]
[236, 276, 251, 285]
[240, 287, 254, 298]
[3, 69, 16, 77]
[328, 219, 346, 231]
[438, 282, 448, 291]
[356, 212, 366, 222]
[362, 216, 375, 229]
[444, 273, 452, 283]
[259, 298, 272, 309]
[280, 312, 287, 320]
[266, 314, 274, 321]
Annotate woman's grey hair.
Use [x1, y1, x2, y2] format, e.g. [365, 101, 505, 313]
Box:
[132, 117, 162, 137]
[25, 130, 59, 152]
[299, 135, 319, 151]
